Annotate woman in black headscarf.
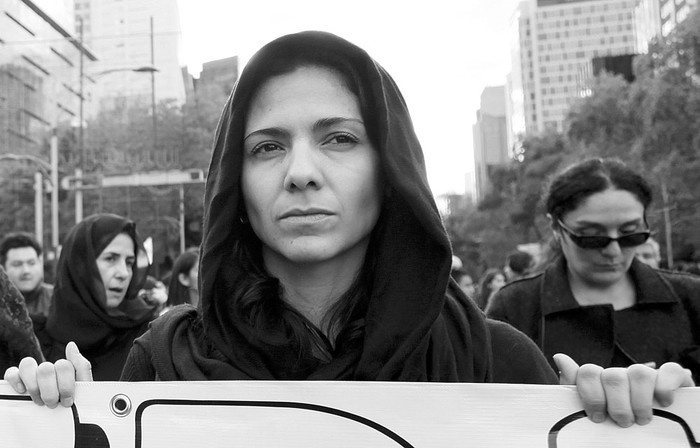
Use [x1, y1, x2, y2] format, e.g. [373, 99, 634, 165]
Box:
[34, 213, 157, 380]
[5, 32, 693, 425]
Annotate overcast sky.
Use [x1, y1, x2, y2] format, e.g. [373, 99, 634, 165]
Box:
[176, 0, 522, 196]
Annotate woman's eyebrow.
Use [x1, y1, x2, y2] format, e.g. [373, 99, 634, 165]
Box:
[243, 127, 288, 142]
[574, 218, 645, 228]
[313, 117, 364, 131]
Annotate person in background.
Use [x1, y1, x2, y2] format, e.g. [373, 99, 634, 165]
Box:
[477, 268, 506, 310]
[138, 276, 169, 315]
[487, 158, 700, 383]
[634, 236, 661, 269]
[0, 264, 44, 372]
[164, 248, 200, 310]
[5, 33, 693, 428]
[503, 250, 534, 283]
[31, 213, 160, 380]
[452, 268, 476, 299]
[0, 232, 53, 319]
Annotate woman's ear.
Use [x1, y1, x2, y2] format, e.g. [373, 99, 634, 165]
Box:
[547, 214, 561, 242]
[178, 272, 191, 287]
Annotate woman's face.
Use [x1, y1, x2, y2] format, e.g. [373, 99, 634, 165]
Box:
[489, 273, 506, 293]
[555, 188, 646, 287]
[242, 66, 382, 269]
[96, 232, 136, 308]
[458, 274, 476, 298]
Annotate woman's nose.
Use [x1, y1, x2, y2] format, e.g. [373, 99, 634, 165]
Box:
[114, 261, 130, 279]
[600, 239, 623, 256]
[284, 143, 322, 191]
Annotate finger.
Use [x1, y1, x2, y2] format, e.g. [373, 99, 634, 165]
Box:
[17, 357, 41, 405]
[627, 364, 656, 425]
[553, 353, 579, 385]
[601, 367, 634, 428]
[54, 359, 77, 408]
[36, 362, 60, 409]
[4, 366, 26, 394]
[654, 362, 695, 407]
[575, 363, 607, 423]
[66, 342, 92, 382]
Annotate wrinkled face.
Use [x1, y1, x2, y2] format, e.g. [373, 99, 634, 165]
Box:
[96, 232, 136, 308]
[555, 188, 647, 287]
[4, 247, 43, 293]
[242, 66, 382, 269]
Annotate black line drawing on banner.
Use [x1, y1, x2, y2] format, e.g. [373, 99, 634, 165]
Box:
[548, 409, 700, 448]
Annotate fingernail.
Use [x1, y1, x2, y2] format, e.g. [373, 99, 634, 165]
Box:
[62, 398, 74, 408]
[591, 412, 606, 423]
[637, 416, 651, 425]
[658, 398, 671, 407]
[618, 419, 634, 428]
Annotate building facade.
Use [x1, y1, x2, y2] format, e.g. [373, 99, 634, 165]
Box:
[507, 0, 638, 141]
[74, 0, 185, 115]
[635, 0, 697, 53]
[660, 0, 698, 35]
[0, 0, 95, 242]
[0, 0, 94, 155]
[473, 86, 509, 203]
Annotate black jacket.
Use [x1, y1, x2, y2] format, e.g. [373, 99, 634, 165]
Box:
[486, 257, 700, 381]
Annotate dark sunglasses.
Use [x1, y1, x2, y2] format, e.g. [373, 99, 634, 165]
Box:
[557, 220, 650, 249]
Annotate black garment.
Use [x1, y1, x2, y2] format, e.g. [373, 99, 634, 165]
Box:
[22, 282, 52, 319]
[39, 214, 156, 380]
[123, 31, 556, 384]
[486, 256, 700, 382]
[0, 265, 44, 372]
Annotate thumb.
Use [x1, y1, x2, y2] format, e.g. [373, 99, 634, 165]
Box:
[65, 342, 93, 382]
[553, 353, 579, 385]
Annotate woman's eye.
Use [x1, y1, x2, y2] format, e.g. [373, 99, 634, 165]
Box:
[325, 133, 358, 146]
[251, 142, 282, 154]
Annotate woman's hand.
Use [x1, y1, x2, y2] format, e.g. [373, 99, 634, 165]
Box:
[3, 342, 92, 408]
[554, 353, 695, 427]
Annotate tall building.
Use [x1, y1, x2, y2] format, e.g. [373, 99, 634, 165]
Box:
[74, 0, 185, 115]
[660, 0, 698, 35]
[473, 86, 509, 203]
[0, 0, 95, 241]
[634, 0, 662, 52]
[184, 56, 238, 103]
[635, 0, 697, 52]
[507, 0, 638, 141]
[0, 0, 94, 156]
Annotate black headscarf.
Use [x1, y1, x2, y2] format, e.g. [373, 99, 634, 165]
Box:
[45, 213, 154, 354]
[146, 31, 493, 382]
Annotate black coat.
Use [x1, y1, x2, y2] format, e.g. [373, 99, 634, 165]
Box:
[486, 257, 700, 382]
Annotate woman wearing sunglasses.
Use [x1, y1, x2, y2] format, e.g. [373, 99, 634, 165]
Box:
[487, 158, 700, 382]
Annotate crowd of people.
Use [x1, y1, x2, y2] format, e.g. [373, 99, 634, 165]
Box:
[0, 31, 697, 438]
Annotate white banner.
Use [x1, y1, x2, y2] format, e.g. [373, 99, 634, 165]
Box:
[1, 381, 698, 447]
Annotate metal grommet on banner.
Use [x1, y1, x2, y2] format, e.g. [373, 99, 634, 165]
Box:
[110, 394, 132, 417]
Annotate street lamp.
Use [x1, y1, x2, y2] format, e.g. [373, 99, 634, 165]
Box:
[74, 64, 159, 223]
